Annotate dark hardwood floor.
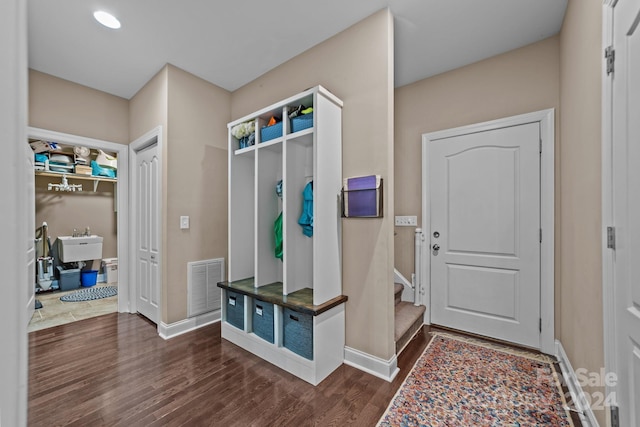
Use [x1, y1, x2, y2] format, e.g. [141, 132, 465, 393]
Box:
[29, 313, 432, 426]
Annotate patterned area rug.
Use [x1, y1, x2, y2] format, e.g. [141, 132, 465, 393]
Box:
[378, 333, 574, 427]
[60, 286, 117, 302]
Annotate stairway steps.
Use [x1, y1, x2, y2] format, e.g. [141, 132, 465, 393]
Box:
[394, 283, 403, 306]
[394, 301, 426, 354]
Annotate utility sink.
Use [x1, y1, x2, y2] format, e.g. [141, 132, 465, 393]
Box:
[57, 235, 103, 263]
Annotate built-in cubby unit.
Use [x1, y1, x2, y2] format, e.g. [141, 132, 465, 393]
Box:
[218, 86, 346, 385]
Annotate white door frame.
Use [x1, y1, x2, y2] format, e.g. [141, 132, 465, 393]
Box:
[602, 0, 620, 417]
[27, 127, 130, 313]
[1, 0, 28, 423]
[421, 109, 555, 354]
[129, 126, 163, 326]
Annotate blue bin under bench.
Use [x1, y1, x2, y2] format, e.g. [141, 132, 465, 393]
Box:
[283, 308, 313, 360]
[217, 278, 347, 385]
[225, 289, 244, 330]
[252, 300, 275, 343]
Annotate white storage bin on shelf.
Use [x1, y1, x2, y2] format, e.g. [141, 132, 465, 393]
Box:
[219, 86, 346, 385]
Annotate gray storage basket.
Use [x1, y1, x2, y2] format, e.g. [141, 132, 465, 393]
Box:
[226, 290, 244, 330]
[283, 307, 313, 360]
[252, 300, 274, 343]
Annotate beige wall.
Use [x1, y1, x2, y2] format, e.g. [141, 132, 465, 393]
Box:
[130, 65, 230, 323]
[395, 36, 560, 295]
[232, 9, 396, 359]
[29, 70, 129, 144]
[165, 65, 230, 323]
[559, 0, 604, 424]
[29, 70, 127, 270]
[34, 176, 117, 270]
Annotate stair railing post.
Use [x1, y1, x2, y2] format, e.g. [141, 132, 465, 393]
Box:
[414, 228, 423, 306]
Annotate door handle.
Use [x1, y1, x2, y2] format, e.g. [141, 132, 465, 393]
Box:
[432, 244, 440, 251]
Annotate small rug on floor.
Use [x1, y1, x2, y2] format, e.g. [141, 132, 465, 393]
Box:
[377, 333, 574, 427]
[60, 286, 117, 302]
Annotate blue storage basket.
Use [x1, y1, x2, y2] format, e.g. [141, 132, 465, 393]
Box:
[81, 270, 98, 287]
[260, 122, 283, 142]
[283, 308, 313, 360]
[291, 112, 314, 133]
[252, 300, 274, 343]
[226, 290, 244, 330]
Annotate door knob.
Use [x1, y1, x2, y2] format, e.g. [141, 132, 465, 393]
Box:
[432, 244, 440, 251]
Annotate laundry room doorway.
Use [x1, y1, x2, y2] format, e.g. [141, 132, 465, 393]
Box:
[27, 127, 130, 330]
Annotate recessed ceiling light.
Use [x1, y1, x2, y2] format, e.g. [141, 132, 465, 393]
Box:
[93, 11, 121, 29]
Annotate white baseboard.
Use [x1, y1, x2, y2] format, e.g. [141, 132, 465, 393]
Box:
[344, 346, 399, 382]
[159, 309, 221, 340]
[555, 340, 599, 427]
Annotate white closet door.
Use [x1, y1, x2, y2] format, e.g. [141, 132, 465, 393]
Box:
[136, 143, 160, 324]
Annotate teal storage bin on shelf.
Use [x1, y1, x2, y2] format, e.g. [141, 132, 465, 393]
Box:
[81, 270, 98, 287]
[260, 122, 282, 142]
[91, 160, 116, 178]
[291, 112, 313, 133]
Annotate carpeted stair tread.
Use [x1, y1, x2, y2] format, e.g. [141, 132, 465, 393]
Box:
[394, 283, 404, 306]
[394, 302, 425, 342]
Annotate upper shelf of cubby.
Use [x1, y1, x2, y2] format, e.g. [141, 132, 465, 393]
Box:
[233, 127, 314, 156]
[229, 86, 342, 156]
[228, 86, 342, 129]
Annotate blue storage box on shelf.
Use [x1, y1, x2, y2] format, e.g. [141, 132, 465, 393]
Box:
[252, 300, 274, 343]
[226, 290, 244, 330]
[260, 121, 282, 142]
[283, 307, 313, 360]
[291, 112, 314, 133]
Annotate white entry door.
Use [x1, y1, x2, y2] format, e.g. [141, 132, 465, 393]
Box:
[611, 0, 640, 423]
[136, 143, 160, 323]
[428, 122, 541, 348]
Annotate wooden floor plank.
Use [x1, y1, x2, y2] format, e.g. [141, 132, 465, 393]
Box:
[28, 313, 431, 426]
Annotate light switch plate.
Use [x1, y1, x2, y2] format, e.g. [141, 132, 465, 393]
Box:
[395, 215, 417, 226]
[180, 216, 190, 229]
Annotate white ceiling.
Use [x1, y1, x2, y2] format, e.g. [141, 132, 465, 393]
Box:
[28, 0, 568, 100]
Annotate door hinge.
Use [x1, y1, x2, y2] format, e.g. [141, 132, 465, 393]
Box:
[611, 405, 619, 427]
[540, 229, 542, 243]
[539, 139, 542, 154]
[607, 226, 616, 249]
[605, 46, 615, 75]
[539, 318, 542, 332]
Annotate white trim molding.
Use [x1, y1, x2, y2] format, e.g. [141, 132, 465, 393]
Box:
[343, 346, 399, 382]
[421, 109, 556, 354]
[556, 340, 599, 427]
[601, 0, 618, 419]
[159, 310, 221, 340]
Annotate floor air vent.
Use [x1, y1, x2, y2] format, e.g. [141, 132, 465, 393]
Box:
[187, 258, 224, 317]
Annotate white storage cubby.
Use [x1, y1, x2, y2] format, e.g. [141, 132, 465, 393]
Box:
[219, 86, 346, 385]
